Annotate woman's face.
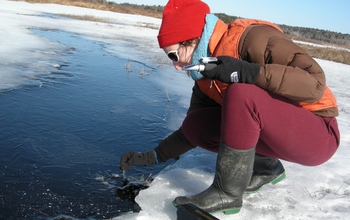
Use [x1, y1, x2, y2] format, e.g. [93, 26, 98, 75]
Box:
[163, 43, 196, 70]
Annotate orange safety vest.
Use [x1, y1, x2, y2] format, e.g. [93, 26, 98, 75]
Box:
[197, 19, 338, 112]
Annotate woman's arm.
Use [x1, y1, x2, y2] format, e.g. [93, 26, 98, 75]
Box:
[240, 25, 325, 103]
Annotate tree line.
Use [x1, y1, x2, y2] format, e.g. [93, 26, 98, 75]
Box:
[112, 2, 350, 46]
[279, 25, 350, 46]
[40, 1, 349, 47]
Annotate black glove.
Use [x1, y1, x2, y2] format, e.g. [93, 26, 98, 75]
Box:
[201, 56, 261, 84]
[119, 150, 157, 172]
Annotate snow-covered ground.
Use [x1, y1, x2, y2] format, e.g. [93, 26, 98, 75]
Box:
[1, 1, 349, 219]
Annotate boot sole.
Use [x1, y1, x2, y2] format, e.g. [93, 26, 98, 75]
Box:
[244, 172, 286, 194]
[271, 172, 286, 185]
[212, 207, 241, 215]
[172, 201, 241, 215]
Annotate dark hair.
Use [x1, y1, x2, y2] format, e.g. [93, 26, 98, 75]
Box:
[182, 38, 200, 47]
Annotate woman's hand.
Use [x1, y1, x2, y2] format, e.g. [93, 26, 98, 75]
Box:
[119, 150, 157, 172]
[201, 56, 261, 84]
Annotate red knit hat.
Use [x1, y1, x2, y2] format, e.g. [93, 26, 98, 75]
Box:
[157, 0, 210, 48]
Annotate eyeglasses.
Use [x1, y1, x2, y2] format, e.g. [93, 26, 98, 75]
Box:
[166, 43, 183, 62]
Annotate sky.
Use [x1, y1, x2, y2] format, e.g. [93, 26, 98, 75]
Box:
[111, 0, 350, 34]
[1, 0, 350, 219]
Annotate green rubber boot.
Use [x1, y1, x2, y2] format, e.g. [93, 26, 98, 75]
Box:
[173, 142, 255, 215]
[245, 154, 286, 193]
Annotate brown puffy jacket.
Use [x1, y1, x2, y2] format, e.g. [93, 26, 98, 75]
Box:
[155, 19, 338, 162]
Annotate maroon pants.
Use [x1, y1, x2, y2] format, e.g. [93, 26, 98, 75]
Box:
[182, 84, 340, 166]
